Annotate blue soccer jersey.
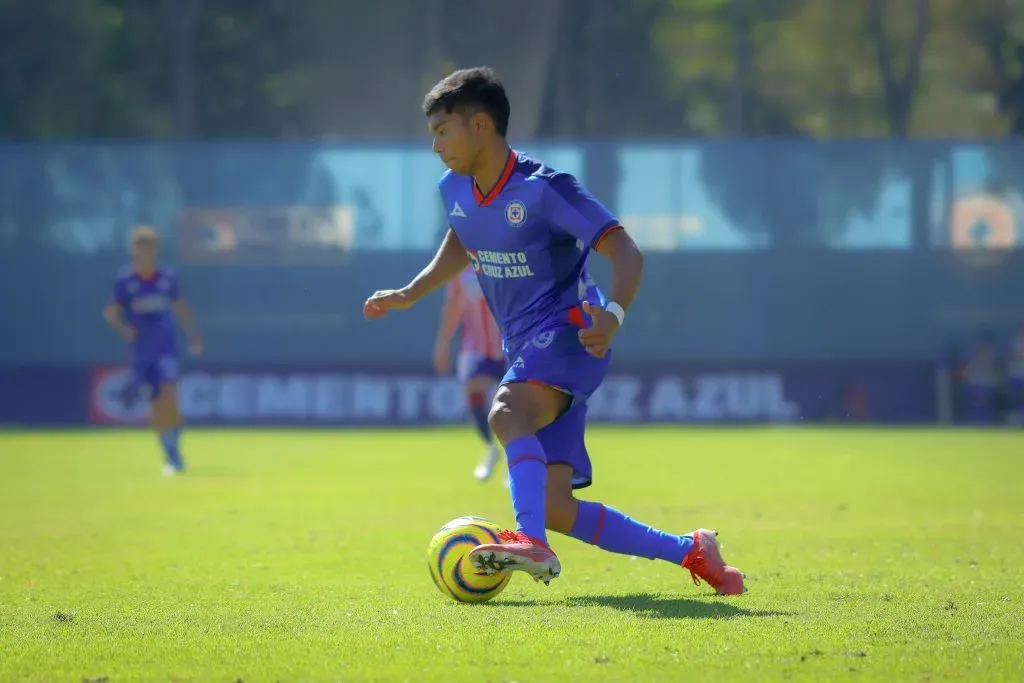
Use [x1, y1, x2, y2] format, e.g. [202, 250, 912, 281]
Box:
[440, 151, 621, 358]
[580, 263, 607, 309]
[440, 151, 619, 404]
[112, 268, 181, 396]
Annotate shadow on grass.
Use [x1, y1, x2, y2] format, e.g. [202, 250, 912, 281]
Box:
[491, 592, 795, 620]
[180, 467, 242, 479]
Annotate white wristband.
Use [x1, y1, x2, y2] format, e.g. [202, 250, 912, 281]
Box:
[605, 301, 626, 327]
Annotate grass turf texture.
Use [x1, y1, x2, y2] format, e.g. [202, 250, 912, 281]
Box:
[1, 428, 1022, 683]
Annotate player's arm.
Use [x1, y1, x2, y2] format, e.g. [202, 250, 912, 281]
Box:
[593, 227, 644, 312]
[580, 228, 643, 357]
[365, 228, 469, 318]
[171, 299, 203, 354]
[104, 302, 136, 342]
[544, 173, 643, 357]
[403, 228, 470, 303]
[168, 273, 203, 354]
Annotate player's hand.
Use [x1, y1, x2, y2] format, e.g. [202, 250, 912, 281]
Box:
[578, 300, 620, 358]
[363, 289, 414, 319]
[433, 344, 452, 375]
[120, 326, 137, 343]
[188, 337, 204, 356]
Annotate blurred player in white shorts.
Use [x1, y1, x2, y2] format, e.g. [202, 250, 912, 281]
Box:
[434, 265, 507, 483]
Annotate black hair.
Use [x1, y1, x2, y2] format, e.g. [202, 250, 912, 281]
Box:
[422, 67, 510, 137]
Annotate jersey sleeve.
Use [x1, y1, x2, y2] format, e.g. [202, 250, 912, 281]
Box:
[112, 278, 130, 308]
[542, 173, 621, 249]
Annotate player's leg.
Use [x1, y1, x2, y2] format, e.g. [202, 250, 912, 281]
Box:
[467, 379, 568, 583]
[136, 363, 175, 474]
[467, 375, 501, 481]
[459, 354, 493, 445]
[469, 325, 607, 582]
[541, 403, 746, 595]
[150, 356, 185, 474]
[461, 356, 503, 481]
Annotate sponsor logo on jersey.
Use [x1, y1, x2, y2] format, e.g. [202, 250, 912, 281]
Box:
[474, 250, 535, 279]
[131, 294, 171, 313]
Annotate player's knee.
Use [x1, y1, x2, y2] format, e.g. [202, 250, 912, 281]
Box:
[487, 386, 533, 445]
[151, 385, 181, 430]
[546, 493, 578, 535]
[488, 383, 569, 445]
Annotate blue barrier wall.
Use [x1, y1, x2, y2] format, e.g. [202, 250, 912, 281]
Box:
[1, 140, 1022, 366]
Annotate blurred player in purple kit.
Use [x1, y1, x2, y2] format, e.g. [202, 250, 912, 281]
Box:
[365, 68, 745, 595]
[104, 227, 203, 476]
[433, 265, 507, 482]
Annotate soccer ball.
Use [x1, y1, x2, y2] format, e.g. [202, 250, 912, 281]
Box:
[427, 516, 511, 603]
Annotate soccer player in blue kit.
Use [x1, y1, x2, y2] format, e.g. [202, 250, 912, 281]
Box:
[364, 68, 745, 595]
[105, 227, 203, 476]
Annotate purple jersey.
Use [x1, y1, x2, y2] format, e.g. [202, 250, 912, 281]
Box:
[441, 151, 620, 356]
[581, 264, 607, 309]
[112, 267, 180, 362]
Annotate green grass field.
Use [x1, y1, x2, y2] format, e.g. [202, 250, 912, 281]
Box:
[1, 427, 1022, 683]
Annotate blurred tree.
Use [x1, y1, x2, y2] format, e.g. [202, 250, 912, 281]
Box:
[867, 0, 931, 137]
[953, 0, 1024, 134]
[540, 0, 691, 137]
[1, 0, 1023, 140]
[0, 0, 155, 137]
[652, 0, 802, 136]
[162, 0, 203, 138]
[190, 0, 313, 137]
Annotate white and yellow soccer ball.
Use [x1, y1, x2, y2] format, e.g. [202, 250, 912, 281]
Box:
[427, 516, 511, 603]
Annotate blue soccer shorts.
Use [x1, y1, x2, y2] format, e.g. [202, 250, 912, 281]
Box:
[501, 319, 610, 489]
[131, 354, 180, 402]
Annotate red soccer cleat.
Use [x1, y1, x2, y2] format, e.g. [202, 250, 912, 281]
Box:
[682, 528, 747, 596]
[469, 529, 561, 585]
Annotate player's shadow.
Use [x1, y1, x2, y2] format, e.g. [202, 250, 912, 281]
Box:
[491, 592, 793, 620]
[565, 593, 794, 620]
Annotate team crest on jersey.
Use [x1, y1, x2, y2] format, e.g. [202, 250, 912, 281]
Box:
[505, 200, 527, 227]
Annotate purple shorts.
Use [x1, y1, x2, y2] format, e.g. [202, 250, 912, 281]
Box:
[537, 402, 592, 489]
[502, 323, 609, 489]
[131, 355, 180, 400]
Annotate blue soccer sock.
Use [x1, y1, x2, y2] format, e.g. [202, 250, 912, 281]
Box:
[468, 392, 492, 444]
[569, 501, 694, 565]
[505, 436, 548, 544]
[159, 427, 184, 470]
